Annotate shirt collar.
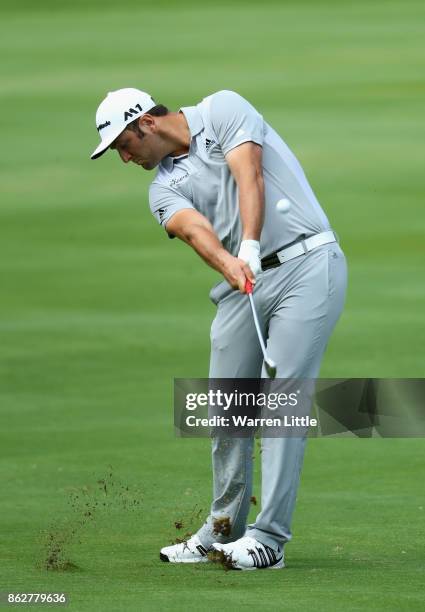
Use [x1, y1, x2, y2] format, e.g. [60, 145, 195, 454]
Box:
[160, 106, 203, 172]
[179, 105, 204, 138]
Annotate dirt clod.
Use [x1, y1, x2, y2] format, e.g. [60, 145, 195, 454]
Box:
[39, 466, 143, 571]
[213, 516, 231, 537]
[171, 504, 204, 543]
[208, 549, 237, 571]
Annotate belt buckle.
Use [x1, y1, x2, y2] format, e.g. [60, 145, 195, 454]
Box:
[277, 237, 308, 264]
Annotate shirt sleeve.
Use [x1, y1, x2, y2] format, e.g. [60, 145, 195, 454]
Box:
[149, 182, 195, 233]
[209, 90, 264, 156]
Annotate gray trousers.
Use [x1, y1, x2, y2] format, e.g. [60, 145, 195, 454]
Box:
[197, 242, 347, 549]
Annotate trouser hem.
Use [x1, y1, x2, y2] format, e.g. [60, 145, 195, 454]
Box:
[245, 527, 290, 549]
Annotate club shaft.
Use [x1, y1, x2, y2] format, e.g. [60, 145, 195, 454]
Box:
[247, 293, 268, 360]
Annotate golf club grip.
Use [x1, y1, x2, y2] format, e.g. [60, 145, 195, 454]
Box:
[245, 279, 253, 294]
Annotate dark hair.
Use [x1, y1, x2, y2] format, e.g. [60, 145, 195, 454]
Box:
[125, 104, 169, 138]
[146, 104, 169, 117]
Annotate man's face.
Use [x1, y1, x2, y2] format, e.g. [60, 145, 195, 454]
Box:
[110, 117, 164, 170]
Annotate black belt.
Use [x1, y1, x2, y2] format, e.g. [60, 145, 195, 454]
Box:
[261, 235, 308, 271]
[261, 231, 338, 271]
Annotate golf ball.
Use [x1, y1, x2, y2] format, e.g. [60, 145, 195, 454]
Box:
[276, 198, 291, 214]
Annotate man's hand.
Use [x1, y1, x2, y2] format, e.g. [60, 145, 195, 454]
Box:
[221, 252, 256, 293]
[237, 239, 262, 277]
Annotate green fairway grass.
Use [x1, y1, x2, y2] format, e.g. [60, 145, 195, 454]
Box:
[1, 0, 424, 610]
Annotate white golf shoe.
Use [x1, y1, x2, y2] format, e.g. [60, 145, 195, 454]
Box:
[160, 534, 210, 563]
[211, 536, 284, 570]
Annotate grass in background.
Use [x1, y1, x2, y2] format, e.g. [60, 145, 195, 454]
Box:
[1, 1, 424, 610]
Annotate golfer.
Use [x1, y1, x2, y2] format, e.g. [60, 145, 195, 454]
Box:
[91, 87, 347, 570]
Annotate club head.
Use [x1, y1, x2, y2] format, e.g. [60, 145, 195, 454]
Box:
[265, 359, 277, 379]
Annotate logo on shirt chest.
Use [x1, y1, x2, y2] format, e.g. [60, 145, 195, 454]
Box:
[205, 137, 216, 153]
[169, 172, 189, 188]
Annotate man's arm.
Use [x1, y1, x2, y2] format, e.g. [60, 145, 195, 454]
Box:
[225, 142, 264, 242]
[165, 208, 255, 293]
[207, 91, 265, 276]
[225, 142, 265, 276]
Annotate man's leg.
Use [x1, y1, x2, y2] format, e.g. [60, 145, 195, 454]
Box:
[246, 243, 348, 549]
[196, 286, 264, 547]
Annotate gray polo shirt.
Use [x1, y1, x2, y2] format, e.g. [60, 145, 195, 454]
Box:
[149, 90, 330, 257]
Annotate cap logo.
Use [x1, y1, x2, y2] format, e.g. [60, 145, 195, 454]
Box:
[97, 120, 111, 131]
[124, 103, 143, 121]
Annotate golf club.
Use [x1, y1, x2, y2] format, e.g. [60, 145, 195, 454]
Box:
[245, 279, 277, 379]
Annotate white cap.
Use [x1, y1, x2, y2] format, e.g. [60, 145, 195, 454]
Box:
[91, 88, 156, 160]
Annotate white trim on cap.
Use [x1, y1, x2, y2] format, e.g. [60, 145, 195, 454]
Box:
[90, 124, 128, 160]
